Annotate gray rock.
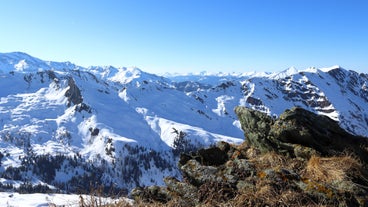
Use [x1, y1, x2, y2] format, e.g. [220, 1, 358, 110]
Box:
[180, 159, 219, 186]
[164, 177, 199, 205]
[234, 106, 276, 153]
[130, 185, 171, 203]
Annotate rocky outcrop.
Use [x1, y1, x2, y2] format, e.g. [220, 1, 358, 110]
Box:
[64, 77, 91, 113]
[235, 106, 368, 162]
[132, 107, 368, 206]
[65, 77, 83, 107]
[131, 141, 255, 205]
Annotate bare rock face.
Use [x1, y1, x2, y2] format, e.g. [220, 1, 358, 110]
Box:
[65, 77, 83, 107]
[64, 77, 91, 113]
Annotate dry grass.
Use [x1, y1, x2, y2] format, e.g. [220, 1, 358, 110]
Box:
[78, 185, 133, 207]
[303, 154, 363, 184]
[129, 198, 196, 207]
[225, 187, 330, 207]
[79, 195, 132, 207]
[249, 150, 287, 170]
[244, 146, 260, 159]
[98, 147, 368, 207]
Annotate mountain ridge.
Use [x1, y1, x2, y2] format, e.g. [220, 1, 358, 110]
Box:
[0, 52, 367, 194]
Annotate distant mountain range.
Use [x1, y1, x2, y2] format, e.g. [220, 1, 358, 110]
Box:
[0, 52, 367, 193]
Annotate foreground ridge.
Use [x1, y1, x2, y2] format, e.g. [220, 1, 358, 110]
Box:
[132, 107, 368, 207]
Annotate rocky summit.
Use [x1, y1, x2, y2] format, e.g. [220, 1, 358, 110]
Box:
[132, 107, 368, 207]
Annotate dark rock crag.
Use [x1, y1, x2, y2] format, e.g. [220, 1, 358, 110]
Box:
[132, 107, 368, 206]
[65, 77, 83, 106]
[64, 77, 91, 113]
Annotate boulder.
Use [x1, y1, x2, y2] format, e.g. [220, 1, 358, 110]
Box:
[164, 177, 199, 205]
[234, 107, 276, 153]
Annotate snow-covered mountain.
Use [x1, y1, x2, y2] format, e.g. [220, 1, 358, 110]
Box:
[0, 52, 367, 194]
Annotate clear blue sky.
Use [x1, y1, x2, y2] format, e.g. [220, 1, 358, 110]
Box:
[1, 0, 367, 74]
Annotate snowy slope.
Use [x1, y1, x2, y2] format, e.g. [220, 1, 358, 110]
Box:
[0, 52, 367, 195]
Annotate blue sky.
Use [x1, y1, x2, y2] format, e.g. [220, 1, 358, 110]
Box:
[1, 0, 367, 74]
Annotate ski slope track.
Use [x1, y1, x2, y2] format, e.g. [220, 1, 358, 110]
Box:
[0, 52, 367, 195]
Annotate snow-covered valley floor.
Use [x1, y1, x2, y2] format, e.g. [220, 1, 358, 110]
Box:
[0, 192, 132, 207]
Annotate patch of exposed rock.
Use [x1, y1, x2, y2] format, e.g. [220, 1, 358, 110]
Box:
[64, 77, 91, 113]
[65, 77, 83, 107]
[131, 107, 368, 206]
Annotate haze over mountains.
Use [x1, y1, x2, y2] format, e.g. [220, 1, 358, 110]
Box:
[0, 52, 367, 193]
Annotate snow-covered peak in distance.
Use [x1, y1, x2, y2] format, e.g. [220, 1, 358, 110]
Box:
[319, 65, 342, 72]
[270, 66, 299, 79]
[162, 66, 351, 84]
[88, 65, 171, 87]
[0, 52, 82, 73]
[268, 65, 346, 80]
[0, 52, 48, 72]
[0, 51, 355, 81]
[0, 52, 164, 85]
[88, 65, 120, 79]
[163, 70, 272, 78]
[163, 71, 274, 86]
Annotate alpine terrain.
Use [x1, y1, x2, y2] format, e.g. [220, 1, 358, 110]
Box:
[0, 52, 367, 194]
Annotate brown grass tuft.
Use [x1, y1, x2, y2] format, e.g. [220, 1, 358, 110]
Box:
[244, 147, 259, 159]
[304, 154, 363, 184]
[250, 151, 287, 170]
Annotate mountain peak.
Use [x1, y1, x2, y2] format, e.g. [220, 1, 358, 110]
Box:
[270, 66, 299, 79]
[0, 52, 88, 74]
[2, 51, 36, 59]
[320, 65, 341, 72]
